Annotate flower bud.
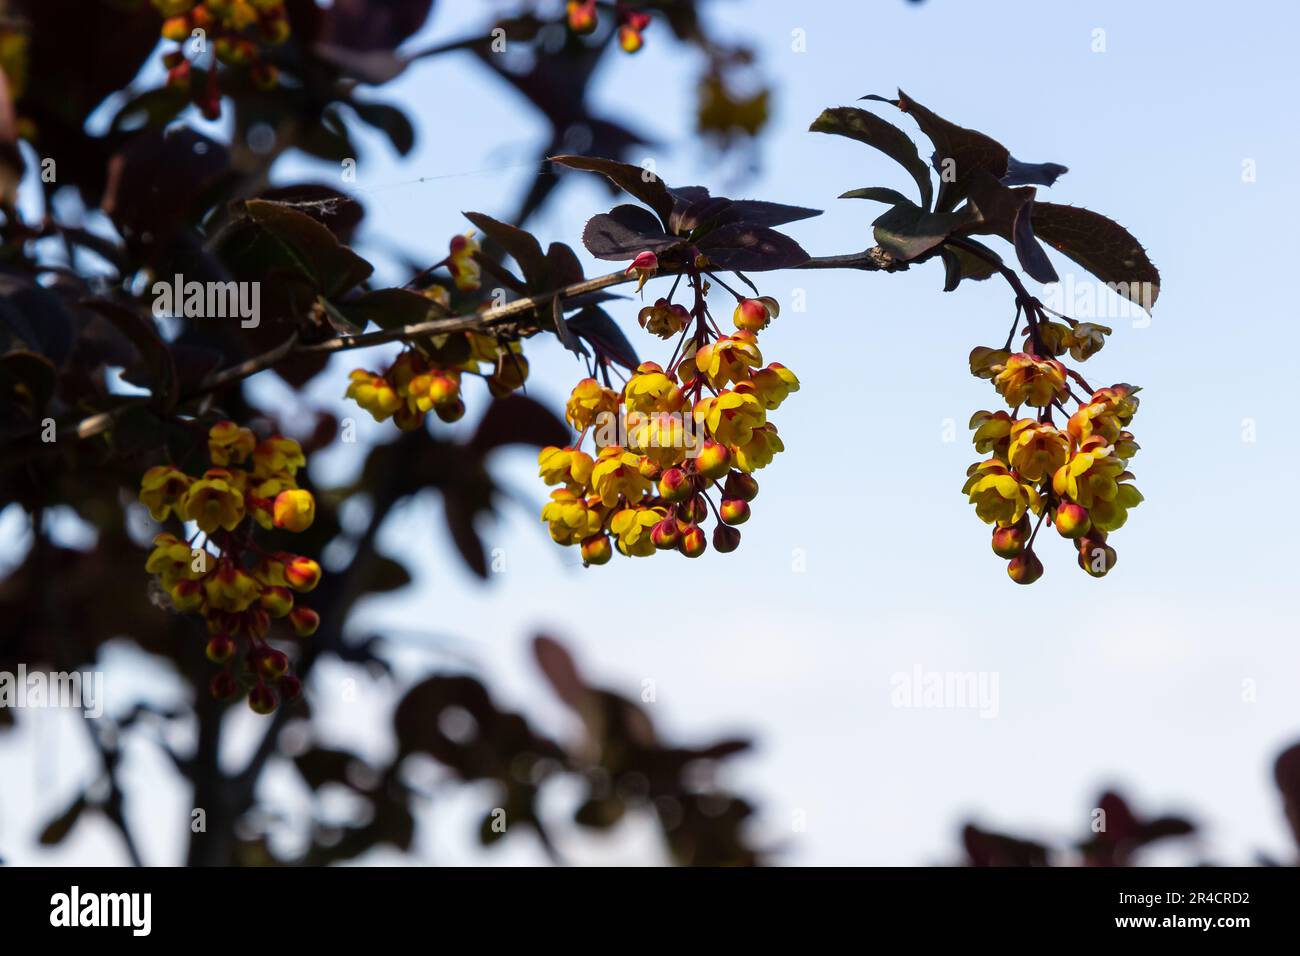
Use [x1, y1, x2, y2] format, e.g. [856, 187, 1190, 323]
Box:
[1007, 550, 1044, 585]
[712, 524, 741, 553]
[288, 606, 320, 637]
[209, 672, 239, 701]
[695, 440, 730, 480]
[170, 579, 204, 613]
[260, 649, 290, 680]
[723, 471, 759, 502]
[580, 533, 612, 567]
[732, 298, 771, 333]
[678, 525, 707, 558]
[248, 684, 278, 715]
[435, 399, 466, 423]
[1078, 543, 1118, 577]
[273, 489, 316, 532]
[1054, 503, 1091, 539]
[284, 556, 322, 592]
[719, 498, 750, 526]
[650, 517, 680, 550]
[991, 517, 1029, 559]
[658, 467, 692, 502]
[279, 674, 303, 702]
[206, 634, 236, 664]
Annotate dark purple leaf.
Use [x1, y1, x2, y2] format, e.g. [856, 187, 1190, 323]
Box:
[551, 155, 675, 228]
[813, 105, 934, 209]
[1031, 203, 1161, 310]
[321, 0, 436, 52]
[469, 395, 570, 456]
[463, 211, 548, 290]
[698, 224, 810, 272]
[568, 306, 639, 370]
[871, 202, 974, 262]
[1003, 157, 1069, 188]
[582, 206, 680, 261]
[1012, 202, 1059, 283]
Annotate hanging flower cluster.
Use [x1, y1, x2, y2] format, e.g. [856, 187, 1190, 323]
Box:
[138, 422, 319, 713]
[152, 0, 291, 118]
[345, 233, 528, 429]
[539, 258, 798, 564]
[963, 314, 1142, 583]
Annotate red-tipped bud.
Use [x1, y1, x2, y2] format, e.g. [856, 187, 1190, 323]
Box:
[658, 467, 692, 502]
[206, 634, 236, 664]
[1007, 550, 1044, 585]
[288, 606, 320, 637]
[712, 524, 741, 553]
[259, 649, 290, 680]
[991, 517, 1030, 559]
[248, 684, 278, 715]
[695, 440, 730, 480]
[259, 586, 294, 619]
[581, 533, 612, 567]
[682, 496, 709, 525]
[638, 457, 662, 481]
[279, 674, 303, 702]
[618, 25, 644, 53]
[1078, 543, 1118, 577]
[284, 556, 322, 592]
[719, 498, 750, 526]
[678, 525, 707, 558]
[209, 672, 238, 701]
[567, 0, 598, 34]
[650, 517, 680, 550]
[732, 298, 771, 333]
[1054, 503, 1092, 539]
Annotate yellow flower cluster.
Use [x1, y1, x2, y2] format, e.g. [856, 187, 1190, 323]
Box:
[540, 291, 795, 563]
[138, 421, 320, 713]
[154, 0, 289, 105]
[964, 346, 1142, 584]
[345, 333, 529, 431]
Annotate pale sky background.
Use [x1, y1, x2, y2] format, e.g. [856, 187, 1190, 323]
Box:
[3, 0, 1299, 866]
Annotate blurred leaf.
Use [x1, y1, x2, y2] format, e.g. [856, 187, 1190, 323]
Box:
[350, 100, 415, 155]
[567, 305, 639, 370]
[321, 0, 436, 52]
[82, 300, 178, 413]
[463, 212, 549, 289]
[295, 747, 370, 791]
[243, 199, 374, 298]
[338, 287, 440, 331]
[357, 555, 412, 595]
[39, 792, 88, 846]
[533, 634, 588, 712]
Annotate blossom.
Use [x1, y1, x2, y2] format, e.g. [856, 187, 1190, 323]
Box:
[565, 378, 620, 431]
[992, 353, 1068, 408]
[1007, 420, 1070, 483]
[538, 446, 595, 490]
[139, 466, 192, 521]
[963, 460, 1041, 527]
[183, 469, 246, 533]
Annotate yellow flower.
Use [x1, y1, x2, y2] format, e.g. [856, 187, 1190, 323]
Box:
[1007, 420, 1070, 483]
[139, 465, 192, 521]
[204, 565, 261, 613]
[625, 411, 691, 468]
[638, 299, 690, 339]
[693, 332, 763, 389]
[1068, 323, 1111, 362]
[623, 363, 683, 413]
[695, 388, 765, 448]
[1089, 478, 1144, 532]
[538, 446, 595, 490]
[540, 489, 604, 545]
[565, 378, 620, 431]
[750, 363, 799, 410]
[963, 459, 1041, 527]
[273, 489, 316, 532]
[992, 353, 1068, 408]
[449, 231, 481, 292]
[1051, 437, 1126, 509]
[590, 446, 650, 507]
[610, 507, 663, 557]
[252, 436, 305, 479]
[1067, 385, 1139, 445]
[209, 421, 257, 466]
[145, 533, 205, 587]
[969, 410, 1014, 461]
[345, 369, 403, 422]
[969, 346, 1010, 380]
[731, 423, 784, 472]
[182, 469, 247, 533]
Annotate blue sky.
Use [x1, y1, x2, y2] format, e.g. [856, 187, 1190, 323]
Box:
[4, 0, 1300, 865]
